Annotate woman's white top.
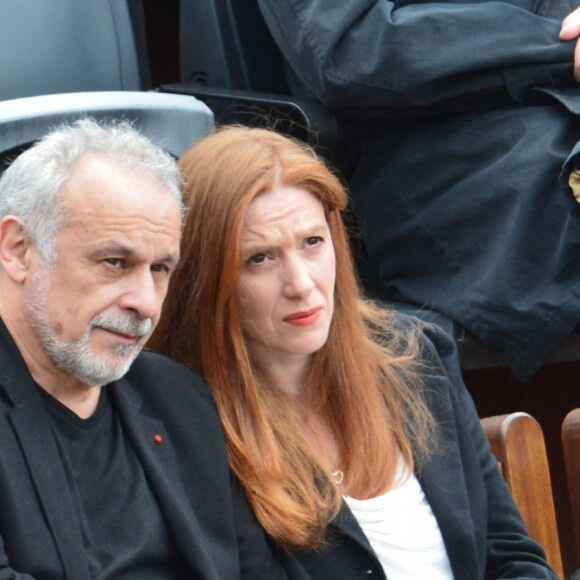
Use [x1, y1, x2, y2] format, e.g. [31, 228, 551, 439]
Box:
[343, 462, 454, 580]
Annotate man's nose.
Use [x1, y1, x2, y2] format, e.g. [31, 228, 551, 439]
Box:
[117, 269, 160, 320]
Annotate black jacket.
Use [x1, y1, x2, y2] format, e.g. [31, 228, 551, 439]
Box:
[0, 319, 286, 579]
[276, 321, 557, 579]
[257, 0, 580, 382]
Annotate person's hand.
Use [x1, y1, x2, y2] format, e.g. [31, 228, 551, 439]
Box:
[561, 6, 580, 82]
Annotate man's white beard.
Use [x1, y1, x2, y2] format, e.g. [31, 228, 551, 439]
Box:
[26, 269, 152, 387]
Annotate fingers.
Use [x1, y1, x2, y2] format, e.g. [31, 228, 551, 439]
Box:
[560, 7, 580, 81]
[561, 6, 580, 40]
[574, 39, 580, 82]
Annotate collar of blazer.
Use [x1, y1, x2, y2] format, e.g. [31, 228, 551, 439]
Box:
[328, 365, 481, 580]
[0, 314, 92, 578]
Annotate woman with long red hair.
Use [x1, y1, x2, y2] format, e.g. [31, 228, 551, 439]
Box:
[150, 126, 556, 580]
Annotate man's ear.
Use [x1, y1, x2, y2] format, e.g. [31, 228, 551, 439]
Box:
[0, 216, 33, 283]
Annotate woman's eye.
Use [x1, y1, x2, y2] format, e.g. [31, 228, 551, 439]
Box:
[306, 236, 323, 246]
[248, 253, 267, 265]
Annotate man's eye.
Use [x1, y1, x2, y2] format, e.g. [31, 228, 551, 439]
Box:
[151, 263, 170, 274]
[104, 258, 122, 267]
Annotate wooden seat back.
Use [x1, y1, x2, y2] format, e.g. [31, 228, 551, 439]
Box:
[562, 408, 580, 574]
[481, 412, 563, 579]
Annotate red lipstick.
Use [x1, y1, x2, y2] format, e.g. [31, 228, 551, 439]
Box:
[283, 307, 322, 326]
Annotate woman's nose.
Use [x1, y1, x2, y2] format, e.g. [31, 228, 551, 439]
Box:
[282, 256, 316, 298]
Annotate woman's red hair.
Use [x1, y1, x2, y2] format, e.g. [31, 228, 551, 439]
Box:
[150, 126, 435, 548]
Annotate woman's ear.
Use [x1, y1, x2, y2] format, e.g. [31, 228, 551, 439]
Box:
[0, 216, 33, 283]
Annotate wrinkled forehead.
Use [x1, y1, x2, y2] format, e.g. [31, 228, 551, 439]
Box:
[52, 162, 181, 266]
[70, 152, 173, 191]
[61, 153, 179, 217]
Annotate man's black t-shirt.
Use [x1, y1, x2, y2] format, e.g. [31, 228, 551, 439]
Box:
[42, 388, 190, 579]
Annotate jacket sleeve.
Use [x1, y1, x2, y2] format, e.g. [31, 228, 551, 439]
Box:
[420, 322, 559, 579]
[256, 0, 576, 113]
[0, 534, 35, 580]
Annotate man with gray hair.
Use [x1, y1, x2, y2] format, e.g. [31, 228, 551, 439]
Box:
[0, 118, 288, 578]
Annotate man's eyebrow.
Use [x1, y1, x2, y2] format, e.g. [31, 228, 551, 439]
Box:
[90, 244, 179, 265]
[90, 243, 134, 259]
[161, 252, 180, 266]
